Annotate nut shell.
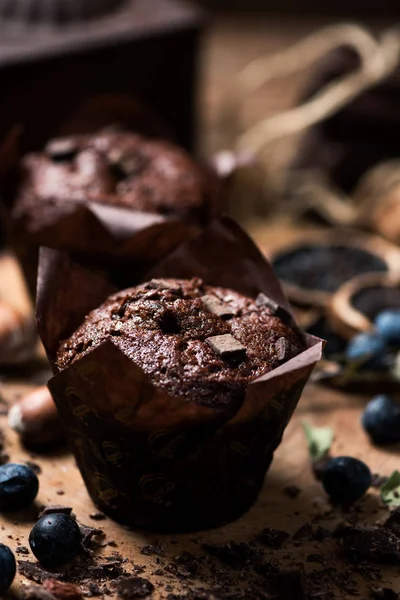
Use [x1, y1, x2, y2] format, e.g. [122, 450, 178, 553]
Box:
[329, 271, 400, 340]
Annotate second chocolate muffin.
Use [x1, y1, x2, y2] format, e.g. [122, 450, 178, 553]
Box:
[57, 278, 304, 416]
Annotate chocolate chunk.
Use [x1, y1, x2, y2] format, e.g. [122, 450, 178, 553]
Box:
[284, 485, 300, 498]
[78, 524, 105, 549]
[147, 280, 182, 294]
[25, 461, 42, 475]
[38, 505, 73, 518]
[293, 523, 313, 541]
[140, 542, 166, 556]
[256, 292, 292, 323]
[275, 337, 297, 362]
[89, 512, 106, 521]
[201, 295, 235, 319]
[46, 138, 78, 161]
[257, 527, 290, 549]
[18, 560, 58, 583]
[16, 546, 30, 555]
[372, 588, 399, 599]
[338, 525, 400, 563]
[116, 576, 154, 598]
[202, 541, 263, 569]
[206, 334, 246, 362]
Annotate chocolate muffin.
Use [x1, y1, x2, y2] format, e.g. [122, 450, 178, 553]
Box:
[57, 277, 304, 415]
[8, 129, 220, 295]
[12, 129, 217, 229]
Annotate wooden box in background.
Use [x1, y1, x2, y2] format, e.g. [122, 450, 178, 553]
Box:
[0, 0, 205, 153]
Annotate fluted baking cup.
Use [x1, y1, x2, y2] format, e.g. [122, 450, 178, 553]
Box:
[37, 217, 323, 532]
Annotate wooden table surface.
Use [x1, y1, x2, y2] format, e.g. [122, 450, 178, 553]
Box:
[1, 17, 399, 600]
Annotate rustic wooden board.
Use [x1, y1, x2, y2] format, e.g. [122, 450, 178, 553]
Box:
[1, 16, 398, 600]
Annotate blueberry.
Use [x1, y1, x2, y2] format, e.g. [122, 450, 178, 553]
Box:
[0, 464, 39, 511]
[345, 332, 387, 370]
[362, 394, 400, 445]
[29, 513, 82, 566]
[322, 456, 372, 504]
[0, 544, 16, 595]
[375, 310, 400, 345]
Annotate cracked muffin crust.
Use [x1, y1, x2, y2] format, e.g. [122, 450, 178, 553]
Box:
[12, 129, 219, 231]
[57, 278, 304, 413]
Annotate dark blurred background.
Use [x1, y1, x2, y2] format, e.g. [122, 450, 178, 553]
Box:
[196, 0, 400, 16]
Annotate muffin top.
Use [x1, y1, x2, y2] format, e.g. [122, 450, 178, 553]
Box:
[12, 130, 217, 229]
[57, 278, 304, 413]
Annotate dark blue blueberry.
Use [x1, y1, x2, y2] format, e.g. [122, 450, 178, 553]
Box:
[362, 394, 400, 445]
[345, 332, 387, 370]
[0, 464, 39, 511]
[0, 544, 16, 595]
[322, 456, 372, 504]
[375, 310, 400, 346]
[29, 513, 82, 566]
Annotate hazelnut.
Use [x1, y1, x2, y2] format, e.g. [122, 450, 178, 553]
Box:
[0, 300, 36, 365]
[8, 386, 64, 445]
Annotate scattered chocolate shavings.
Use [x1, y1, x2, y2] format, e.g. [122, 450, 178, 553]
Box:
[78, 524, 106, 549]
[201, 541, 263, 569]
[140, 542, 166, 556]
[313, 527, 332, 541]
[165, 552, 200, 578]
[16, 546, 30, 555]
[256, 527, 290, 549]
[284, 485, 300, 499]
[115, 577, 154, 598]
[206, 334, 246, 362]
[39, 506, 73, 519]
[89, 512, 106, 521]
[371, 588, 399, 599]
[293, 523, 313, 541]
[25, 461, 42, 475]
[21, 585, 57, 600]
[43, 578, 83, 599]
[18, 561, 60, 584]
[201, 295, 235, 319]
[337, 525, 400, 563]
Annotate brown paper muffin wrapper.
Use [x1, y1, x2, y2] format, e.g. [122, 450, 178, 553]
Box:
[37, 217, 323, 532]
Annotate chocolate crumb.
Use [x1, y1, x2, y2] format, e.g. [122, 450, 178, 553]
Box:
[140, 542, 166, 556]
[201, 295, 235, 319]
[39, 506, 73, 519]
[293, 523, 313, 541]
[78, 524, 105, 549]
[313, 527, 332, 541]
[256, 527, 290, 549]
[16, 546, 30, 555]
[338, 525, 400, 563]
[201, 541, 263, 569]
[89, 512, 106, 521]
[25, 461, 42, 475]
[306, 554, 326, 564]
[116, 577, 154, 598]
[284, 485, 301, 499]
[371, 588, 399, 599]
[56, 490, 65, 496]
[206, 334, 246, 362]
[18, 560, 59, 583]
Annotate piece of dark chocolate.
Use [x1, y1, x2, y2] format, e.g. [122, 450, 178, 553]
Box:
[45, 138, 78, 162]
[38, 505, 73, 518]
[206, 334, 246, 362]
[275, 337, 292, 362]
[201, 295, 235, 319]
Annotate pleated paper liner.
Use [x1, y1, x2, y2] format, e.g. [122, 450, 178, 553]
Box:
[37, 217, 323, 532]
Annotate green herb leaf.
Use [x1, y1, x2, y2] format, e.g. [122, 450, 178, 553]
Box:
[302, 420, 334, 462]
[380, 471, 400, 506]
